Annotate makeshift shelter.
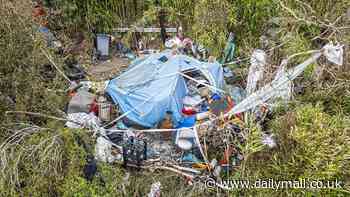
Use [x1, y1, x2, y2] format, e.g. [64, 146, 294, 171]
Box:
[106, 50, 224, 128]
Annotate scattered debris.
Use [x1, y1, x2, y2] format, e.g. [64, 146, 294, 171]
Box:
[220, 32, 235, 64]
[105, 50, 224, 128]
[147, 182, 161, 197]
[96, 34, 110, 60]
[122, 136, 147, 167]
[228, 43, 343, 116]
[65, 112, 100, 130]
[246, 49, 267, 95]
[83, 156, 97, 181]
[227, 85, 246, 104]
[323, 43, 344, 66]
[271, 59, 292, 102]
[67, 90, 95, 114]
[95, 136, 121, 163]
[58, 39, 344, 189]
[262, 133, 277, 148]
[97, 94, 113, 122]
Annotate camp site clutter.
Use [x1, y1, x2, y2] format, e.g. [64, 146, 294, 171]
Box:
[57, 24, 344, 188]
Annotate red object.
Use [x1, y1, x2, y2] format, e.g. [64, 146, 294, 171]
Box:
[182, 107, 196, 116]
[228, 97, 243, 120]
[225, 96, 234, 113]
[68, 91, 76, 98]
[89, 100, 99, 115]
[33, 6, 46, 18]
[219, 146, 236, 165]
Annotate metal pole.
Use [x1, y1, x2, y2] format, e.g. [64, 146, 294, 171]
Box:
[156, 0, 166, 44]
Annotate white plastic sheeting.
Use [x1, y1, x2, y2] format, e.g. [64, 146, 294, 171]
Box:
[262, 133, 277, 148]
[229, 52, 322, 115]
[270, 59, 293, 102]
[147, 182, 161, 197]
[95, 136, 118, 163]
[246, 49, 267, 95]
[229, 43, 343, 115]
[323, 43, 344, 66]
[65, 112, 101, 130]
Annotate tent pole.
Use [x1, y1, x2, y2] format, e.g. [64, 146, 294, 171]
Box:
[178, 72, 226, 94]
[102, 89, 160, 128]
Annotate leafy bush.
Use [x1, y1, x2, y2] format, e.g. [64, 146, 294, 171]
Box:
[240, 104, 350, 196]
[0, 0, 67, 125]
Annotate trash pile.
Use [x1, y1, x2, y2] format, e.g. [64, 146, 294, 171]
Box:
[61, 27, 343, 188]
[165, 27, 209, 61]
[30, 2, 345, 190]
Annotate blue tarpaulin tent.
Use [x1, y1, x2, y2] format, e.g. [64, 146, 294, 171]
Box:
[106, 50, 224, 128]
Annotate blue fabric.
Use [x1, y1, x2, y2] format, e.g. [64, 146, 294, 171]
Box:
[211, 93, 221, 101]
[182, 153, 201, 163]
[38, 26, 49, 33]
[177, 116, 196, 128]
[38, 26, 55, 47]
[106, 50, 225, 127]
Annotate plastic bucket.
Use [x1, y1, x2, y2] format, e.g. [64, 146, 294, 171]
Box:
[98, 102, 111, 122]
[97, 34, 110, 56]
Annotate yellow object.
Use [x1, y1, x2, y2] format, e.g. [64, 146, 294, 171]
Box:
[192, 163, 209, 170]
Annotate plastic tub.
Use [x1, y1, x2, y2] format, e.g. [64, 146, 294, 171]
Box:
[97, 34, 110, 57]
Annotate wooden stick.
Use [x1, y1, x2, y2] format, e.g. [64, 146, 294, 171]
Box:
[126, 163, 195, 179]
[170, 164, 201, 175]
[41, 49, 72, 84]
[102, 89, 163, 128]
[5, 111, 82, 126]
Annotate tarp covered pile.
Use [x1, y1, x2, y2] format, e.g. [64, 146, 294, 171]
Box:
[63, 41, 344, 187]
[106, 50, 224, 128]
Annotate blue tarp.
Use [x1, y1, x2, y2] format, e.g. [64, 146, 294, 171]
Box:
[106, 50, 224, 128]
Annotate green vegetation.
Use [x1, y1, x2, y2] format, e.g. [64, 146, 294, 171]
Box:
[241, 104, 350, 196]
[0, 0, 349, 196]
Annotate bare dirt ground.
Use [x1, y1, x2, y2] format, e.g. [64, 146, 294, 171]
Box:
[87, 57, 130, 81]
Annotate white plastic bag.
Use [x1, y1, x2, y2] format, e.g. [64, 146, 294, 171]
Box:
[65, 112, 101, 130]
[95, 137, 115, 163]
[323, 43, 343, 66]
[246, 49, 267, 95]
